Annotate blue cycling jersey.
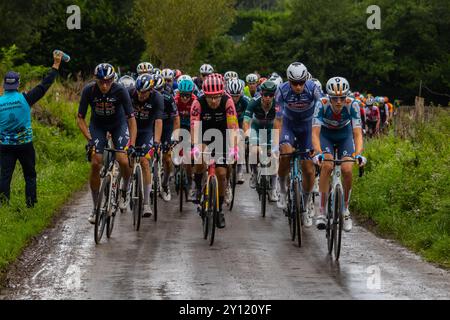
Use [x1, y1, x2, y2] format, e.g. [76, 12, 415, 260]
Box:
[275, 80, 322, 122]
[0, 91, 32, 145]
[313, 97, 362, 130]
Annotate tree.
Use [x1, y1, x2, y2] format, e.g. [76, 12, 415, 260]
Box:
[134, 0, 236, 69]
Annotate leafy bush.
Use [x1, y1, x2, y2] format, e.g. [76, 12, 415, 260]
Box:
[352, 109, 450, 268]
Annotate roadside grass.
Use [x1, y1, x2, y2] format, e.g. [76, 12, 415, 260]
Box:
[0, 83, 90, 273]
[352, 108, 450, 268]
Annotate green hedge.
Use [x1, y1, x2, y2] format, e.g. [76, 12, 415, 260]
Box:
[352, 109, 450, 268]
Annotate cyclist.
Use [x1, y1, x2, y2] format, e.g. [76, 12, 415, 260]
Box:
[384, 97, 394, 122]
[273, 62, 322, 228]
[243, 81, 279, 202]
[194, 64, 214, 90]
[77, 63, 137, 224]
[376, 96, 390, 132]
[226, 78, 251, 185]
[127, 74, 164, 216]
[364, 96, 380, 137]
[137, 62, 154, 76]
[172, 78, 198, 201]
[312, 77, 366, 232]
[191, 75, 239, 229]
[161, 68, 175, 95]
[244, 73, 259, 99]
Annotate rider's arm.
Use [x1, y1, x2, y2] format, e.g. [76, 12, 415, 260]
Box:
[312, 101, 324, 154]
[225, 98, 239, 147]
[273, 87, 284, 147]
[77, 85, 93, 142]
[190, 100, 201, 145]
[243, 99, 255, 137]
[351, 101, 364, 155]
[153, 92, 165, 144]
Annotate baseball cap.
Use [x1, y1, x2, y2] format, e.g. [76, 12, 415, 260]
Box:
[3, 71, 20, 90]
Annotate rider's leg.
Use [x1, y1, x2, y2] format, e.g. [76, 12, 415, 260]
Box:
[90, 154, 103, 207]
[141, 157, 151, 205]
[341, 160, 353, 211]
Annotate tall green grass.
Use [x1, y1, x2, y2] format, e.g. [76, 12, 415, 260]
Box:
[0, 83, 90, 272]
[352, 109, 450, 268]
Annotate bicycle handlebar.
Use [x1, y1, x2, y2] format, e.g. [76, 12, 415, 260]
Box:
[323, 159, 365, 177]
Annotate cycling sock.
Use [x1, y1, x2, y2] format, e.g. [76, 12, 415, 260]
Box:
[144, 184, 151, 205]
[279, 175, 288, 194]
[219, 196, 224, 212]
[303, 192, 311, 208]
[271, 175, 278, 189]
[345, 189, 352, 211]
[320, 192, 329, 214]
[251, 164, 257, 174]
[91, 190, 99, 207]
[194, 173, 203, 190]
[163, 172, 170, 188]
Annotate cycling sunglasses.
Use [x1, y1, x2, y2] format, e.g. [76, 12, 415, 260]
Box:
[330, 96, 346, 102]
[180, 93, 191, 99]
[290, 80, 306, 87]
[262, 92, 275, 98]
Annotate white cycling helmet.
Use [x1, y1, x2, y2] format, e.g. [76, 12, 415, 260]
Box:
[366, 96, 375, 106]
[137, 62, 153, 75]
[311, 78, 322, 91]
[118, 75, 136, 89]
[286, 62, 308, 82]
[246, 73, 258, 84]
[177, 74, 193, 82]
[269, 74, 283, 87]
[161, 68, 175, 80]
[226, 78, 245, 95]
[326, 77, 350, 97]
[199, 64, 214, 75]
[224, 71, 239, 82]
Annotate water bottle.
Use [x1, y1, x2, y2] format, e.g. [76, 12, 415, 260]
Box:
[53, 50, 70, 63]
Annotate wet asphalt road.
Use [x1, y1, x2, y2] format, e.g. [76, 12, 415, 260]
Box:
[1, 174, 449, 300]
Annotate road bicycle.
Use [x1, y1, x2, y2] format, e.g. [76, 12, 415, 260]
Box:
[323, 147, 364, 260]
[128, 147, 146, 231]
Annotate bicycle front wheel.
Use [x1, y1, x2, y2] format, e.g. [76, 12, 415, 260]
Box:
[179, 167, 184, 212]
[229, 164, 237, 211]
[287, 185, 296, 241]
[326, 193, 334, 255]
[152, 160, 159, 222]
[133, 166, 143, 231]
[293, 178, 303, 248]
[95, 175, 111, 244]
[261, 176, 266, 217]
[333, 184, 344, 260]
[208, 177, 218, 246]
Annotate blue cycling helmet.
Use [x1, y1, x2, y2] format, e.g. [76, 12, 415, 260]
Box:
[135, 74, 154, 92]
[178, 79, 194, 93]
[94, 63, 115, 80]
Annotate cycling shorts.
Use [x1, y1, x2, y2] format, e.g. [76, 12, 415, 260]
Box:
[320, 126, 354, 159]
[90, 122, 129, 154]
[280, 118, 313, 159]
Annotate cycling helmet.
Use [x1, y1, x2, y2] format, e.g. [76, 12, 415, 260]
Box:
[161, 68, 175, 80]
[226, 78, 244, 95]
[260, 80, 277, 93]
[135, 74, 153, 92]
[152, 74, 165, 91]
[137, 62, 153, 75]
[178, 79, 195, 93]
[177, 74, 193, 82]
[175, 69, 182, 79]
[94, 63, 116, 80]
[269, 75, 283, 87]
[118, 75, 136, 89]
[152, 68, 162, 76]
[224, 71, 239, 81]
[246, 73, 259, 84]
[199, 64, 214, 75]
[326, 77, 350, 97]
[212, 73, 225, 82]
[259, 77, 268, 85]
[286, 62, 308, 82]
[354, 91, 360, 98]
[365, 96, 375, 106]
[375, 96, 385, 104]
[202, 75, 224, 95]
[311, 78, 322, 91]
